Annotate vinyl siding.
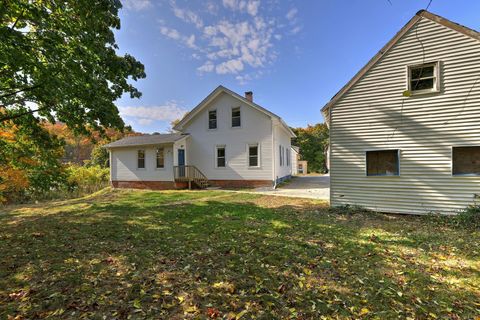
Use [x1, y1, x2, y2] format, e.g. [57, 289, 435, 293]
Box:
[330, 17, 480, 214]
[110, 145, 174, 181]
[182, 92, 273, 181]
[273, 122, 293, 181]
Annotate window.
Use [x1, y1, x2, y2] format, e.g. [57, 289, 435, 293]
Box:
[208, 110, 217, 129]
[232, 107, 241, 127]
[279, 145, 283, 166]
[216, 146, 226, 168]
[156, 148, 164, 169]
[452, 146, 480, 175]
[248, 144, 259, 167]
[366, 150, 399, 176]
[137, 150, 145, 169]
[408, 62, 439, 93]
[287, 148, 290, 166]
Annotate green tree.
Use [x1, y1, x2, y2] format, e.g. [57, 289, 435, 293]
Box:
[0, 0, 145, 134]
[89, 144, 109, 168]
[292, 123, 329, 173]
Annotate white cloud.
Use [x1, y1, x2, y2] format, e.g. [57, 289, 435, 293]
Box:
[158, 2, 301, 83]
[122, 0, 152, 11]
[286, 8, 298, 21]
[118, 104, 188, 124]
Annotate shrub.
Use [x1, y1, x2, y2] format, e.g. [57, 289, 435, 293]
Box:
[456, 204, 480, 229]
[66, 164, 110, 195]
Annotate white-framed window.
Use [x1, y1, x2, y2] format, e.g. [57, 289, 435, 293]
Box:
[407, 61, 440, 94]
[248, 144, 259, 167]
[232, 107, 241, 127]
[216, 145, 226, 168]
[137, 150, 145, 169]
[452, 146, 480, 176]
[208, 110, 217, 129]
[366, 150, 399, 176]
[287, 148, 290, 166]
[279, 145, 283, 166]
[156, 148, 164, 169]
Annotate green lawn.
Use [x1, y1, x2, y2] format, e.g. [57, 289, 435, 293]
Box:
[1, 189, 479, 319]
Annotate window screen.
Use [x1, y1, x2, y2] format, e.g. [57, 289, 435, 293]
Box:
[366, 150, 399, 176]
[452, 146, 480, 175]
[138, 150, 145, 169]
[209, 110, 217, 129]
[216, 147, 226, 168]
[232, 107, 241, 127]
[249, 145, 258, 167]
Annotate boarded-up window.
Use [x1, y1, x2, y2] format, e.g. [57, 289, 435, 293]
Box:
[138, 150, 145, 169]
[452, 146, 480, 175]
[366, 150, 399, 176]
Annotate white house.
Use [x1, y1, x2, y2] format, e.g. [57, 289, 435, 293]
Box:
[322, 10, 480, 214]
[105, 86, 295, 189]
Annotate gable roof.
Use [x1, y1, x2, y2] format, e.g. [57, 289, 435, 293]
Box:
[174, 85, 295, 137]
[321, 10, 480, 116]
[103, 133, 187, 149]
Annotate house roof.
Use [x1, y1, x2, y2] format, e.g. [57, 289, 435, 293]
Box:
[321, 10, 480, 116]
[173, 85, 296, 137]
[103, 133, 187, 149]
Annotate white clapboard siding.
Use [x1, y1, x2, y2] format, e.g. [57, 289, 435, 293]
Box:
[330, 16, 480, 214]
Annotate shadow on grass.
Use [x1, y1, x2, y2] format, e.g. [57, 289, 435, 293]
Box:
[0, 190, 479, 319]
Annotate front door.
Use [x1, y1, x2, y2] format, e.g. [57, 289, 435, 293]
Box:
[178, 149, 185, 177]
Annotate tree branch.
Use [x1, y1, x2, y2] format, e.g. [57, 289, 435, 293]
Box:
[0, 83, 42, 99]
[0, 105, 49, 122]
[10, 9, 24, 30]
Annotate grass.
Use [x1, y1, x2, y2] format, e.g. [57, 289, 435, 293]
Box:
[0, 189, 479, 319]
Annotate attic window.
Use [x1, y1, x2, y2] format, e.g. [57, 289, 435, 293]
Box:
[408, 62, 440, 94]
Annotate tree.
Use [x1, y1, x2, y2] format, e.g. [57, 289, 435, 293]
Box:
[292, 123, 329, 173]
[0, 0, 145, 135]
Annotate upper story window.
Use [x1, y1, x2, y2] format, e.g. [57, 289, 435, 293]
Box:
[216, 146, 226, 168]
[232, 107, 241, 127]
[137, 150, 145, 169]
[208, 110, 217, 129]
[248, 144, 259, 167]
[156, 148, 164, 169]
[366, 150, 399, 176]
[452, 146, 480, 176]
[407, 62, 440, 94]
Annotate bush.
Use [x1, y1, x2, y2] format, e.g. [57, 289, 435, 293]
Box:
[66, 164, 110, 195]
[456, 204, 480, 229]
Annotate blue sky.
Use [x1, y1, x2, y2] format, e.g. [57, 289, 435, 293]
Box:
[114, 0, 480, 133]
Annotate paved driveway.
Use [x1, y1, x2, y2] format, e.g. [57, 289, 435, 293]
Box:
[253, 174, 330, 200]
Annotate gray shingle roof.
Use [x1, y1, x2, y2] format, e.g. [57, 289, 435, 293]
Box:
[103, 133, 187, 148]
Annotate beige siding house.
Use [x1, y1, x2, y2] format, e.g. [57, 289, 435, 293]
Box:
[322, 10, 480, 214]
[106, 86, 295, 189]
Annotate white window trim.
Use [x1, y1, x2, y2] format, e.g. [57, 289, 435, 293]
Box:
[247, 143, 260, 168]
[208, 109, 217, 130]
[215, 145, 226, 169]
[406, 61, 440, 95]
[137, 149, 146, 170]
[231, 106, 242, 128]
[451, 145, 480, 177]
[365, 149, 401, 177]
[155, 148, 165, 170]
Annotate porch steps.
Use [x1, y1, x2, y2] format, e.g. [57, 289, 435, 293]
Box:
[173, 165, 210, 189]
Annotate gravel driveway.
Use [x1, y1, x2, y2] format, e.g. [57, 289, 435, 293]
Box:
[253, 174, 330, 200]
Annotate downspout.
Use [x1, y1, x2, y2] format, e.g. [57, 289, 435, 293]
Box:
[272, 120, 277, 189]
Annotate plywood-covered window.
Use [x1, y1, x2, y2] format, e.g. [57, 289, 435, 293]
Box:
[408, 62, 439, 93]
[208, 110, 217, 129]
[232, 107, 241, 127]
[156, 148, 164, 169]
[137, 150, 145, 169]
[248, 144, 259, 167]
[366, 150, 399, 176]
[452, 146, 480, 175]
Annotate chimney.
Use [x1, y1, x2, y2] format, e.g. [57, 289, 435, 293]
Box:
[245, 91, 253, 102]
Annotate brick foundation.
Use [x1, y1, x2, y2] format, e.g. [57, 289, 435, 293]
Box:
[111, 181, 187, 190]
[208, 180, 272, 188]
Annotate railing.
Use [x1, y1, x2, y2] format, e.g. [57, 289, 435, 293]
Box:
[173, 165, 209, 189]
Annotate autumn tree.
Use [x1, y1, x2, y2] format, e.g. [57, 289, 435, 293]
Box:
[292, 123, 329, 173]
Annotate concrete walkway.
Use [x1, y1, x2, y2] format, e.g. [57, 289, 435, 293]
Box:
[252, 174, 330, 200]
